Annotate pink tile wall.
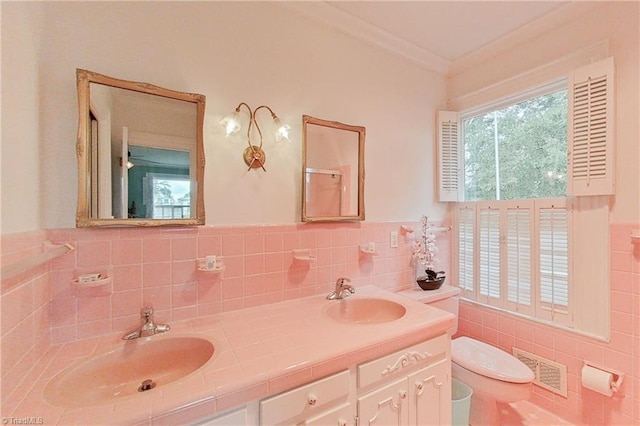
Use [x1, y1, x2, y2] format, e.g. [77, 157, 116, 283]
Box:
[44, 221, 449, 344]
[0, 221, 449, 416]
[458, 223, 640, 425]
[1, 231, 51, 413]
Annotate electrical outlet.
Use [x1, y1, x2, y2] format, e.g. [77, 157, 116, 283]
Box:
[390, 231, 399, 248]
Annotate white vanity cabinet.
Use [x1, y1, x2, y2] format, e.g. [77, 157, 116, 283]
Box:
[356, 334, 451, 426]
[256, 333, 450, 426]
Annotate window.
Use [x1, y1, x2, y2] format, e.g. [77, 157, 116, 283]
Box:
[438, 58, 614, 338]
[458, 89, 572, 324]
[463, 90, 567, 201]
[144, 173, 191, 219]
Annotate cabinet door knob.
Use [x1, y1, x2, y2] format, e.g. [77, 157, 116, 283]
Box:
[337, 419, 347, 426]
[307, 393, 318, 406]
[399, 390, 407, 399]
[416, 382, 424, 391]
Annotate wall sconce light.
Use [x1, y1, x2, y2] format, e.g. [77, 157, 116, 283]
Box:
[220, 102, 290, 171]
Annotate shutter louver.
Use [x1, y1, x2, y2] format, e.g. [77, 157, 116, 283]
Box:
[538, 205, 569, 320]
[457, 206, 475, 293]
[437, 111, 460, 201]
[479, 207, 500, 303]
[568, 57, 614, 196]
[506, 206, 532, 310]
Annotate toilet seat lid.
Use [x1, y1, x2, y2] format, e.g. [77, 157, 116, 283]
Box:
[452, 337, 534, 383]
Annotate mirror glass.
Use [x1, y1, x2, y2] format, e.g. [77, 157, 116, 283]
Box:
[302, 115, 365, 222]
[76, 69, 205, 227]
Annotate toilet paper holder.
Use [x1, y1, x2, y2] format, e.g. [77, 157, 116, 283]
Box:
[583, 361, 625, 393]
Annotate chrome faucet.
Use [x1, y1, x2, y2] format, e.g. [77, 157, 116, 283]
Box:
[122, 306, 170, 340]
[326, 277, 355, 300]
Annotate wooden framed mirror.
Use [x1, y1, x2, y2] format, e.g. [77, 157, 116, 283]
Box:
[75, 69, 206, 227]
[302, 115, 365, 222]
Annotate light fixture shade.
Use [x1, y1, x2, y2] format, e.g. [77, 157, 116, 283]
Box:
[273, 117, 291, 142]
[220, 111, 242, 136]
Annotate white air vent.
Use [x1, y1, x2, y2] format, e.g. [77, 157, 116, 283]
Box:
[513, 347, 567, 397]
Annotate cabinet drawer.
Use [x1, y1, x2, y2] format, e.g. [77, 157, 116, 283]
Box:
[304, 402, 353, 426]
[358, 334, 449, 389]
[260, 370, 350, 425]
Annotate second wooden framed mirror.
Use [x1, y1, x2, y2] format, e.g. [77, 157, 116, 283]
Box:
[302, 115, 365, 222]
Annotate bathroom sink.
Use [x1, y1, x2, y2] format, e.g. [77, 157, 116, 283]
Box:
[324, 298, 407, 324]
[43, 335, 214, 408]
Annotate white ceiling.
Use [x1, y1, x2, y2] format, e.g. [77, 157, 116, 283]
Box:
[327, 1, 565, 60]
[283, 1, 595, 75]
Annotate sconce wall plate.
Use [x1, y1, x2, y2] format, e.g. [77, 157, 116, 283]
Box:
[243, 145, 266, 169]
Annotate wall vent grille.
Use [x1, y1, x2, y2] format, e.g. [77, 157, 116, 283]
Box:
[513, 347, 567, 397]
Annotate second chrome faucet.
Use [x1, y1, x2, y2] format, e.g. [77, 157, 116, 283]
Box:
[326, 277, 355, 300]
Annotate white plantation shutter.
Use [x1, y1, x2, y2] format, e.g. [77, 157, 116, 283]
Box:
[437, 111, 460, 201]
[454, 199, 572, 323]
[536, 199, 571, 325]
[457, 205, 475, 295]
[568, 57, 615, 196]
[505, 202, 534, 315]
[478, 205, 501, 305]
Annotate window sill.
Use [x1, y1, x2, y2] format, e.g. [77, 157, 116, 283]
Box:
[458, 296, 609, 343]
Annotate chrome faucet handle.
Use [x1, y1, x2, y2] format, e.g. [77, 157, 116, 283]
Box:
[142, 306, 153, 318]
[335, 277, 351, 291]
[327, 277, 354, 300]
[122, 306, 169, 340]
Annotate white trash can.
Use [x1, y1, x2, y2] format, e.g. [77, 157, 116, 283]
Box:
[451, 378, 473, 426]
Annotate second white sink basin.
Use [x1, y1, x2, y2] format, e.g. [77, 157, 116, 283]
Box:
[324, 298, 407, 324]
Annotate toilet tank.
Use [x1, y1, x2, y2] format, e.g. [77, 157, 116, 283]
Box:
[397, 286, 460, 335]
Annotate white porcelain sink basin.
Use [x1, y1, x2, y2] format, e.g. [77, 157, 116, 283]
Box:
[324, 298, 407, 324]
[43, 336, 214, 408]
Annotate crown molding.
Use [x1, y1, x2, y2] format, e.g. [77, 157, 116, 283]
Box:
[280, 2, 607, 78]
[449, 2, 603, 77]
[280, 1, 451, 75]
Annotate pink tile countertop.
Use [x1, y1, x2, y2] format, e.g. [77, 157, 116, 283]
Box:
[12, 286, 454, 425]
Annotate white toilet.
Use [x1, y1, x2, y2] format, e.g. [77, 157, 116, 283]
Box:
[399, 286, 534, 425]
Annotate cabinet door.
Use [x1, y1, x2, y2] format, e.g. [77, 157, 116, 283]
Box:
[407, 359, 451, 426]
[304, 402, 353, 426]
[358, 377, 409, 426]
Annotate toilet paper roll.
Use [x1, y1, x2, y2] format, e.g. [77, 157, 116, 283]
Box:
[581, 365, 614, 396]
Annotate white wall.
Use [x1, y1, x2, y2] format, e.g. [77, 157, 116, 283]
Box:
[1, 3, 44, 233]
[8, 3, 632, 233]
[1, 2, 448, 233]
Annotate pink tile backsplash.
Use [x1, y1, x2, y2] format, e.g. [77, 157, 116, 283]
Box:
[2, 222, 430, 347]
[458, 222, 640, 425]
